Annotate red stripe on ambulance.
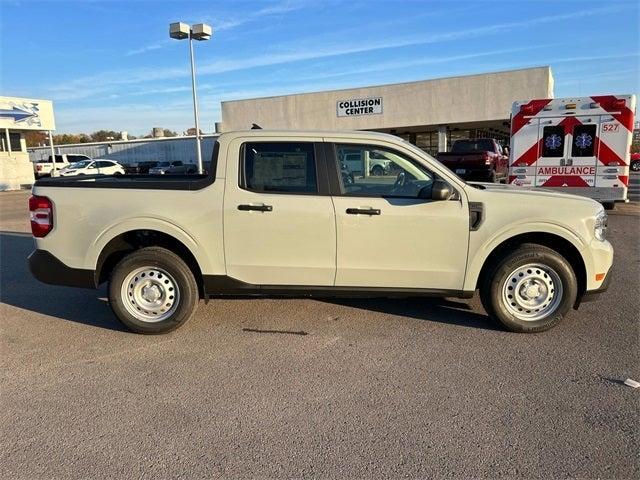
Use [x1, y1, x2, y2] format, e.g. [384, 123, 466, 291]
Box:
[511, 99, 551, 135]
[541, 176, 590, 187]
[512, 138, 542, 166]
[594, 136, 626, 166]
[590, 95, 634, 131]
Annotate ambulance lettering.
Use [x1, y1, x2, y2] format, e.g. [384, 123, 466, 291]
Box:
[537, 166, 596, 176]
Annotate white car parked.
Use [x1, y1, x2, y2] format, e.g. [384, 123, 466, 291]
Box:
[59, 159, 125, 177]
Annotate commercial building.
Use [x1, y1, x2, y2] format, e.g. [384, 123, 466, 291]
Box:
[1, 96, 55, 190]
[221, 66, 554, 155]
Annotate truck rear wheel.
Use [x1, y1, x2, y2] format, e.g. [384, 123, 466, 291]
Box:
[480, 244, 577, 333]
[109, 247, 199, 334]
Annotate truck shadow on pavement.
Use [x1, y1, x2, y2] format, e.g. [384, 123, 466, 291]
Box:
[320, 297, 499, 331]
[1, 231, 497, 332]
[0, 232, 126, 332]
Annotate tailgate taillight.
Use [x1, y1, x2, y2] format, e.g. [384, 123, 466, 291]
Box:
[29, 195, 53, 237]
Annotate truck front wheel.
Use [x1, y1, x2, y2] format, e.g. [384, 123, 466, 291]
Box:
[109, 247, 199, 334]
[480, 244, 577, 333]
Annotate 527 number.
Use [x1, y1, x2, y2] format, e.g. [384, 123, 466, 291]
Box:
[602, 123, 619, 132]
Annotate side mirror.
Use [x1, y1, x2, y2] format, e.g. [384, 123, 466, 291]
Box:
[431, 179, 453, 201]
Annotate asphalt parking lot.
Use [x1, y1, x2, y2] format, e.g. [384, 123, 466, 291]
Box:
[1, 189, 638, 479]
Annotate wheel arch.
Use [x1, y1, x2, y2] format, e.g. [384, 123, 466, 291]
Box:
[472, 231, 587, 303]
[94, 229, 205, 297]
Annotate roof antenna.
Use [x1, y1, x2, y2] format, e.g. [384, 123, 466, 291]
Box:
[251, 123, 262, 130]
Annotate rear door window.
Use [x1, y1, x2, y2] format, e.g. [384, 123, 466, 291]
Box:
[571, 124, 597, 157]
[542, 126, 565, 157]
[242, 142, 317, 194]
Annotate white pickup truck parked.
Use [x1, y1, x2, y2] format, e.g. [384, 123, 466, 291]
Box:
[29, 130, 612, 334]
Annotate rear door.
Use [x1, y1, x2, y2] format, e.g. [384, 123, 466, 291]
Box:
[94, 160, 114, 174]
[534, 121, 568, 186]
[535, 117, 598, 188]
[568, 116, 598, 186]
[223, 137, 336, 286]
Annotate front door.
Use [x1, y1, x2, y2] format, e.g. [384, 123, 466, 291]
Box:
[223, 138, 336, 286]
[329, 142, 469, 290]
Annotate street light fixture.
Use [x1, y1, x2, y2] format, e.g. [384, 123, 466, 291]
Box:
[169, 21, 213, 174]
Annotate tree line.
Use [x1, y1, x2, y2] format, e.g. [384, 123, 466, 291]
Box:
[24, 129, 179, 147]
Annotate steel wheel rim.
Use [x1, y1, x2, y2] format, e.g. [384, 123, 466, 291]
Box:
[121, 267, 180, 322]
[502, 263, 563, 321]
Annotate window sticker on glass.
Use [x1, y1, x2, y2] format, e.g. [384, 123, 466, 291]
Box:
[244, 142, 317, 193]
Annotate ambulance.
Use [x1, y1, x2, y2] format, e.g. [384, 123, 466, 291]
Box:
[508, 94, 636, 208]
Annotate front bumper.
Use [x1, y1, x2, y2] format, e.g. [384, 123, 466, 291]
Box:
[28, 249, 96, 289]
[580, 268, 612, 304]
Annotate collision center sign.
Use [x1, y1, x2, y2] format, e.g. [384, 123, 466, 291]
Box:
[337, 97, 383, 117]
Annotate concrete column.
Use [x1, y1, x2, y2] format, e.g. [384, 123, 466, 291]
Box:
[437, 126, 447, 152]
[5, 128, 11, 155]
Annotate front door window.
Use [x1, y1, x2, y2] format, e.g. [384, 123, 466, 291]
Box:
[335, 144, 434, 198]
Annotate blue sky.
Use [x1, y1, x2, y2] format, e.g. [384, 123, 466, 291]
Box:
[1, 0, 638, 135]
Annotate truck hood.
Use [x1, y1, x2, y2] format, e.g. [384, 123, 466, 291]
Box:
[466, 181, 602, 207]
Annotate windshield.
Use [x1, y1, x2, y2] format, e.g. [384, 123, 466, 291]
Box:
[68, 160, 91, 169]
[451, 139, 494, 153]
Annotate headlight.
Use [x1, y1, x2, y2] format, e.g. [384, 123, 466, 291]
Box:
[594, 210, 607, 241]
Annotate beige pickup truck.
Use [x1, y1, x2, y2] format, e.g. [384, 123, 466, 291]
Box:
[29, 130, 612, 334]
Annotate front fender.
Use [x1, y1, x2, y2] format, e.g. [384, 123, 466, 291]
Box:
[463, 221, 589, 292]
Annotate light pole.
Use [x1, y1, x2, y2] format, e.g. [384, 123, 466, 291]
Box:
[169, 22, 212, 174]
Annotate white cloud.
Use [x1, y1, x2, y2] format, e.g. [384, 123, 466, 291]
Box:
[46, 3, 627, 103]
[126, 40, 172, 56]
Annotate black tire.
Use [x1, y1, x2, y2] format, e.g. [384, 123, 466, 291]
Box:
[631, 160, 640, 172]
[480, 244, 577, 333]
[602, 201, 615, 211]
[108, 246, 199, 334]
[488, 170, 498, 183]
[371, 165, 384, 176]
